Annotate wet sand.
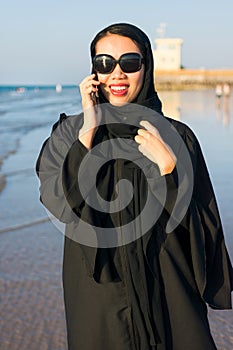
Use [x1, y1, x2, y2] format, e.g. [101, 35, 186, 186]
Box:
[0, 126, 69, 349]
[0, 222, 67, 350]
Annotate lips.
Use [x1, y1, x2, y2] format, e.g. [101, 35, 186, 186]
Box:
[110, 84, 129, 96]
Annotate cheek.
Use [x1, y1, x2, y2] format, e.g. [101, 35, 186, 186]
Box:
[97, 74, 108, 85]
[96, 74, 109, 97]
[132, 71, 144, 94]
[137, 68, 145, 88]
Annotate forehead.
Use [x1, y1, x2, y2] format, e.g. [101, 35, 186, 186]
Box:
[95, 34, 141, 58]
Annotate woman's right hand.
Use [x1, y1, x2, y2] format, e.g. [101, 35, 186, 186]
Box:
[78, 74, 101, 149]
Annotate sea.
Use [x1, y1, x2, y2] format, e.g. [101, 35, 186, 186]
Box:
[0, 85, 232, 349]
[0, 85, 81, 170]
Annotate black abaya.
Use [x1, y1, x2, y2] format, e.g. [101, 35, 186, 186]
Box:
[36, 110, 233, 350]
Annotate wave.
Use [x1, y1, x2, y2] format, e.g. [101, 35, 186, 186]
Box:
[3, 167, 35, 177]
[0, 174, 6, 193]
[0, 120, 53, 133]
[0, 217, 51, 234]
[0, 139, 20, 193]
[0, 86, 82, 196]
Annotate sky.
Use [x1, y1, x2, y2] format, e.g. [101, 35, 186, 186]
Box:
[1, 0, 233, 85]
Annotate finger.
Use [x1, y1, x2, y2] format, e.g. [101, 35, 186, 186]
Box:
[140, 120, 160, 136]
[138, 144, 146, 153]
[81, 84, 99, 100]
[80, 75, 100, 91]
[138, 144, 149, 157]
[85, 82, 100, 92]
[140, 121, 165, 144]
[90, 79, 100, 88]
[82, 73, 98, 83]
[137, 128, 151, 139]
[134, 134, 145, 145]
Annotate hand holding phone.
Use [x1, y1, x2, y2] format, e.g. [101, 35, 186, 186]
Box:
[79, 73, 100, 110]
[78, 74, 101, 149]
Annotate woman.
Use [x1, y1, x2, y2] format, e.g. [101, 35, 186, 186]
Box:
[36, 23, 233, 350]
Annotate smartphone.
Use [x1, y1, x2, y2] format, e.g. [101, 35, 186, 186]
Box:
[91, 90, 99, 105]
[91, 69, 99, 105]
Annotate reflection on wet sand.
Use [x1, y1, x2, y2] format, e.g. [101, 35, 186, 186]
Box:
[215, 83, 231, 126]
[158, 91, 181, 120]
[159, 87, 231, 127]
[223, 95, 231, 126]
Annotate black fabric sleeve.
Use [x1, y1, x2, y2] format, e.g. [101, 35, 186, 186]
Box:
[36, 113, 88, 223]
[184, 126, 233, 309]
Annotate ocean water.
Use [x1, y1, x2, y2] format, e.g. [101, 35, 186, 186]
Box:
[0, 86, 82, 232]
[0, 85, 81, 161]
[0, 86, 232, 349]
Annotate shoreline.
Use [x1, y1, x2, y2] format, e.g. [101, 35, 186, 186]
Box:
[154, 68, 233, 90]
[0, 141, 20, 194]
[0, 172, 6, 192]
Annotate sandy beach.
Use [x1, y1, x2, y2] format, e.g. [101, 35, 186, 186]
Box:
[0, 223, 67, 350]
[0, 88, 232, 349]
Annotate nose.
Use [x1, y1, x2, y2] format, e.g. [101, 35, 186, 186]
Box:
[111, 63, 126, 78]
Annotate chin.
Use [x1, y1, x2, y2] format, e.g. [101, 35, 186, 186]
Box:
[109, 95, 131, 106]
[110, 100, 129, 106]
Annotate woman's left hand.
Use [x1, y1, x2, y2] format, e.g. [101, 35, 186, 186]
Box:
[134, 120, 176, 176]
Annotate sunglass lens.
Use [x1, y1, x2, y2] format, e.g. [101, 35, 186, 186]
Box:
[94, 56, 114, 74]
[121, 54, 142, 73]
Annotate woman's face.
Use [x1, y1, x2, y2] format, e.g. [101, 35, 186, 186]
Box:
[95, 34, 145, 106]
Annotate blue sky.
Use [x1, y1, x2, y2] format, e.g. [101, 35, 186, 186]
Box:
[1, 0, 233, 84]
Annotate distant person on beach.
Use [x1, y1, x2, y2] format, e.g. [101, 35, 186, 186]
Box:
[215, 83, 223, 108]
[215, 83, 223, 98]
[36, 23, 233, 350]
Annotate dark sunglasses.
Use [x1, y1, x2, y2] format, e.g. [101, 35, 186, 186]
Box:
[92, 53, 145, 74]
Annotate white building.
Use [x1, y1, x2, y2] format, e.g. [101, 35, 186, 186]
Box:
[153, 38, 183, 71]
